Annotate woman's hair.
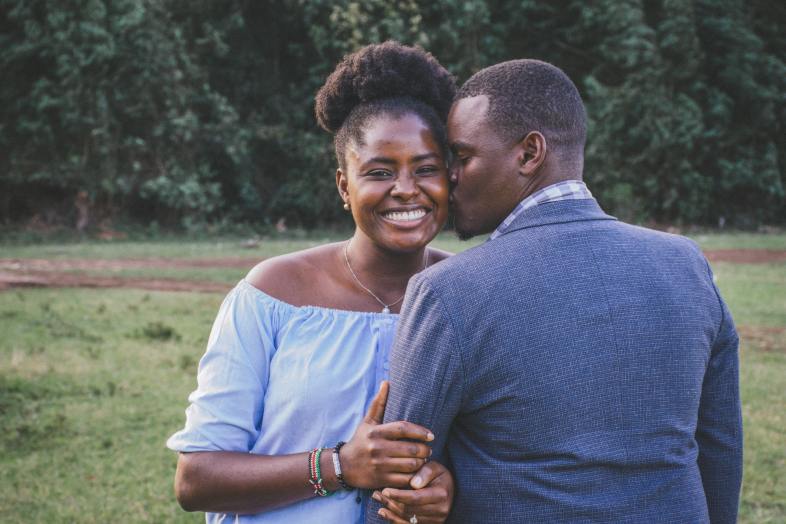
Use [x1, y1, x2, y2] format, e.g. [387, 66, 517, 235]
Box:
[315, 41, 456, 170]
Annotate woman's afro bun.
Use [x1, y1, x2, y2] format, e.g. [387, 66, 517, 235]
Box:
[315, 41, 456, 134]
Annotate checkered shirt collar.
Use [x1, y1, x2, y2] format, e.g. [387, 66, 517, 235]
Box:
[489, 180, 594, 240]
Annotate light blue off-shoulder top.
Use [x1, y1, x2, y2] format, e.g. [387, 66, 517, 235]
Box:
[167, 279, 397, 523]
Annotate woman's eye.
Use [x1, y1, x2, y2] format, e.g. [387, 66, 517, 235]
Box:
[415, 166, 439, 176]
[366, 170, 393, 178]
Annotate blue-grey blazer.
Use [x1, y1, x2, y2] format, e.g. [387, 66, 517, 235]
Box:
[367, 199, 742, 523]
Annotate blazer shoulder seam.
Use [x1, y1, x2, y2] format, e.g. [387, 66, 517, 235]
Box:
[415, 273, 468, 406]
[702, 256, 730, 351]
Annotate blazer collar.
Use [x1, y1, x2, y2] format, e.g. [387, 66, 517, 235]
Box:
[494, 198, 617, 238]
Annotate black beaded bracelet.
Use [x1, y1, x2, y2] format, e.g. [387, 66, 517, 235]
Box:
[332, 441, 353, 491]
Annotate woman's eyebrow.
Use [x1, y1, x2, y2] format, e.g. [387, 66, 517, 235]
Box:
[361, 152, 440, 169]
[410, 153, 440, 162]
[363, 156, 397, 166]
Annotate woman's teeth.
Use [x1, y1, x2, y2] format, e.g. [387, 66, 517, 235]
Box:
[383, 209, 427, 221]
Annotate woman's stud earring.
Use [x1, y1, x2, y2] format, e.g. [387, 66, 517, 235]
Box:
[343, 202, 350, 211]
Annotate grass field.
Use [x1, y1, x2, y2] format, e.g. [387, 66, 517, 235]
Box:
[0, 232, 784, 522]
[1, 229, 783, 260]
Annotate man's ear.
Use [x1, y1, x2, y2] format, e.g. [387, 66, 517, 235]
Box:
[516, 131, 547, 177]
[336, 168, 350, 205]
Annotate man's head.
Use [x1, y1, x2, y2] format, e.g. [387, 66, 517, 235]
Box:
[448, 59, 587, 239]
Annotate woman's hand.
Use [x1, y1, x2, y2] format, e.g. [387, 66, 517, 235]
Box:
[339, 381, 435, 489]
[373, 460, 454, 524]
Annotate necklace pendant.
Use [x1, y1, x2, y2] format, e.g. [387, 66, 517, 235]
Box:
[382, 306, 390, 314]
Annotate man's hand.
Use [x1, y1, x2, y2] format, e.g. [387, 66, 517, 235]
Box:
[340, 381, 435, 489]
[373, 460, 454, 523]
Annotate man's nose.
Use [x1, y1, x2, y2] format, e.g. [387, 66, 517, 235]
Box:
[449, 162, 459, 185]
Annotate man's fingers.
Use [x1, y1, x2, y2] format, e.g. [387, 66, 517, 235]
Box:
[385, 499, 444, 519]
[379, 472, 414, 489]
[379, 505, 442, 524]
[375, 420, 435, 442]
[364, 381, 389, 424]
[376, 508, 409, 524]
[382, 487, 444, 509]
[373, 491, 407, 518]
[408, 461, 444, 489]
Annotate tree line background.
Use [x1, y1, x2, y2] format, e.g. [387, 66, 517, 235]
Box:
[1, 0, 784, 232]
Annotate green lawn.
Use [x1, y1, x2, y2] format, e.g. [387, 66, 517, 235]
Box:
[0, 237, 339, 260]
[0, 232, 482, 260]
[1, 229, 783, 261]
[0, 289, 218, 522]
[44, 266, 248, 287]
[0, 234, 784, 522]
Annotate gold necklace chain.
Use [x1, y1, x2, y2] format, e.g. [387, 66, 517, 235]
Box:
[343, 240, 428, 313]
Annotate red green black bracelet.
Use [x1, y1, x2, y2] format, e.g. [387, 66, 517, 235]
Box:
[308, 448, 332, 497]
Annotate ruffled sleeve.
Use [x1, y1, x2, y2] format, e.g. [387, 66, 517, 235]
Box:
[167, 281, 280, 453]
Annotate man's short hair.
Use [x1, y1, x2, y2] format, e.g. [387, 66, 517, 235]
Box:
[456, 59, 587, 153]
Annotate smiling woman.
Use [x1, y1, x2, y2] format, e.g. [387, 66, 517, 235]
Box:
[166, 41, 458, 524]
[339, 113, 449, 256]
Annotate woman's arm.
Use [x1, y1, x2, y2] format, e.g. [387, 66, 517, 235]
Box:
[174, 382, 434, 514]
[175, 450, 315, 514]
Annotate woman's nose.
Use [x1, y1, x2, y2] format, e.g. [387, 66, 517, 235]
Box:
[390, 173, 420, 199]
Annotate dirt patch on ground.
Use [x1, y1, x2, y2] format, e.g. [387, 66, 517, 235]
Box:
[0, 257, 258, 293]
[0, 249, 783, 293]
[0, 257, 260, 273]
[704, 249, 786, 264]
[0, 270, 231, 293]
[738, 325, 786, 353]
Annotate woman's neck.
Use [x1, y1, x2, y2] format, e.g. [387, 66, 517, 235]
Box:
[344, 231, 428, 292]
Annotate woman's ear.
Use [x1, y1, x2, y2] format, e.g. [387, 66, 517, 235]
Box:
[336, 168, 350, 208]
[516, 131, 547, 177]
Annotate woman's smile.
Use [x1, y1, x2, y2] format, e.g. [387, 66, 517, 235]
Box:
[379, 206, 431, 227]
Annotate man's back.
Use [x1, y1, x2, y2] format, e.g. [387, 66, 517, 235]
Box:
[368, 199, 742, 523]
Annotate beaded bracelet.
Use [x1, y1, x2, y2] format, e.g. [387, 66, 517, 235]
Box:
[308, 448, 332, 497]
[332, 441, 352, 491]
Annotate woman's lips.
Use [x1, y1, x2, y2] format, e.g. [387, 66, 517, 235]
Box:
[379, 207, 432, 227]
[381, 208, 427, 221]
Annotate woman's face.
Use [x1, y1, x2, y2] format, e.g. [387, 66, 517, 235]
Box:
[338, 113, 449, 253]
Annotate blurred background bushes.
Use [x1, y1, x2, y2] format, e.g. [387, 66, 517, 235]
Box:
[1, 0, 783, 230]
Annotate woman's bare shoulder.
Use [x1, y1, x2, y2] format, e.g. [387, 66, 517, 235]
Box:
[427, 246, 453, 265]
[245, 242, 342, 305]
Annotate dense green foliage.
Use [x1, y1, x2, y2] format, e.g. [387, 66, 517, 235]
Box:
[1, 0, 784, 229]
